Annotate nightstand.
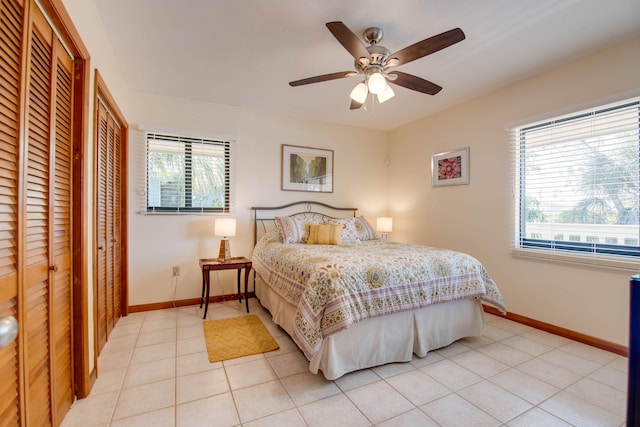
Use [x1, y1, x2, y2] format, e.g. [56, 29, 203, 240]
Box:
[199, 257, 252, 319]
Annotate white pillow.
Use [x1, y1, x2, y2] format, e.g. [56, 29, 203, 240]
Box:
[325, 217, 360, 242]
[354, 216, 377, 240]
[274, 215, 321, 243]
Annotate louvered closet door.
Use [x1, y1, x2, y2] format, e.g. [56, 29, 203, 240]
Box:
[96, 103, 108, 351]
[0, 0, 23, 424]
[50, 29, 74, 424]
[105, 115, 114, 335]
[24, 5, 74, 425]
[24, 9, 55, 426]
[111, 122, 121, 325]
[96, 99, 122, 354]
[0, 0, 75, 425]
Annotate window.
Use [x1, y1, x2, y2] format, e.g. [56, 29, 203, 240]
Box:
[513, 99, 639, 259]
[146, 133, 233, 213]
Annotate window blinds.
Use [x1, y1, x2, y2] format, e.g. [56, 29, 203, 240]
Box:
[511, 98, 639, 258]
[145, 132, 234, 213]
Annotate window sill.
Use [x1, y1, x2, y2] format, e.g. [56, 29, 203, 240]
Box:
[511, 248, 640, 273]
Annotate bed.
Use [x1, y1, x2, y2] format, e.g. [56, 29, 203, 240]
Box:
[251, 201, 506, 380]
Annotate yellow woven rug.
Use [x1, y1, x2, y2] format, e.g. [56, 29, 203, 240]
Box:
[203, 315, 279, 363]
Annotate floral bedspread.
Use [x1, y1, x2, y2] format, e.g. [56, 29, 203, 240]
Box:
[252, 231, 507, 359]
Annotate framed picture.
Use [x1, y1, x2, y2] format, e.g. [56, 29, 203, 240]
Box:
[431, 147, 470, 187]
[282, 144, 333, 192]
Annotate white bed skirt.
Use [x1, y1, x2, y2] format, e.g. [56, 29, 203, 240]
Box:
[255, 273, 485, 380]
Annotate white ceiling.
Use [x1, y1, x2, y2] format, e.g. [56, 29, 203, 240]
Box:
[94, 0, 640, 131]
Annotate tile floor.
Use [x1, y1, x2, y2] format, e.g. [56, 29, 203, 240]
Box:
[61, 299, 628, 427]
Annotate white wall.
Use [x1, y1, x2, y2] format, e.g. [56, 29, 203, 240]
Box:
[126, 91, 390, 306]
[389, 37, 640, 346]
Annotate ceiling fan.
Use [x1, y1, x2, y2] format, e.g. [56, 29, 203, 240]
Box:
[289, 22, 465, 110]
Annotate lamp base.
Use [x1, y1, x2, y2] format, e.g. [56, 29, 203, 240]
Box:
[218, 239, 231, 261]
[381, 232, 388, 241]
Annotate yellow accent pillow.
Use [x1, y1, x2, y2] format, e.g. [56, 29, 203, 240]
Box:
[307, 224, 342, 245]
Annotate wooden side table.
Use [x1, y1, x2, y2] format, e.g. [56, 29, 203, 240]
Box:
[199, 257, 252, 319]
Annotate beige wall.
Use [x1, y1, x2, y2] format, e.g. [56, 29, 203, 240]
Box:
[126, 91, 390, 306]
[389, 37, 640, 346]
[62, 0, 639, 350]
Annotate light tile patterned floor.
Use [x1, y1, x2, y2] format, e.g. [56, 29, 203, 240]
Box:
[61, 300, 628, 426]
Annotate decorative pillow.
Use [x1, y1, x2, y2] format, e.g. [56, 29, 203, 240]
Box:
[325, 218, 360, 242]
[354, 216, 377, 241]
[274, 216, 303, 244]
[297, 216, 323, 243]
[274, 215, 322, 243]
[307, 224, 342, 245]
[262, 228, 283, 243]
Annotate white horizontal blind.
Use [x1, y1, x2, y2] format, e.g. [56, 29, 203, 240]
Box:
[146, 132, 234, 213]
[511, 98, 639, 258]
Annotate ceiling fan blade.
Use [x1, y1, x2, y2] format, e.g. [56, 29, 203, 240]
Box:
[326, 21, 371, 61]
[350, 99, 363, 110]
[289, 71, 355, 87]
[388, 28, 465, 67]
[388, 71, 442, 95]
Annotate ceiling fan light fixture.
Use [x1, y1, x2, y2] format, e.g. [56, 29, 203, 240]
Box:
[367, 72, 386, 94]
[377, 84, 395, 103]
[290, 22, 466, 110]
[350, 82, 368, 103]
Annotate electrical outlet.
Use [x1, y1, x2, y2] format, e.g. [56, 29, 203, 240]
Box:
[172, 266, 180, 277]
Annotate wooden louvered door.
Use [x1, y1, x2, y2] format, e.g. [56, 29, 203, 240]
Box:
[24, 4, 74, 426]
[49, 20, 74, 424]
[96, 98, 122, 354]
[112, 120, 122, 339]
[0, 0, 75, 425]
[0, 0, 23, 424]
[96, 103, 107, 351]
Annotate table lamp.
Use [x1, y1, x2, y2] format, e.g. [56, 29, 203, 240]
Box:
[215, 218, 236, 261]
[377, 217, 392, 241]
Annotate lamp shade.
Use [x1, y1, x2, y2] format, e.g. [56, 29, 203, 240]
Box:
[214, 218, 236, 237]
[376, 217, 393, 233]
[377, 84, 395, 103]
[350, 82, 368, 103]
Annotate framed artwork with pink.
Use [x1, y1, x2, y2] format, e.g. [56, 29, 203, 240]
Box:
[431, 147, 469, 187]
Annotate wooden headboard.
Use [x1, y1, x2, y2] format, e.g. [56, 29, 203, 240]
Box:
[250, 201, 358, 245]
